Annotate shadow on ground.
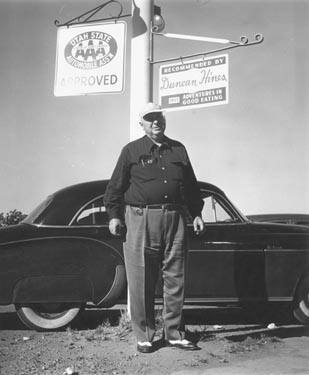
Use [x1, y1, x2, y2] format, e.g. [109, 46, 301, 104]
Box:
[0, 311, 27, 330]
[1, 304, 308, 342]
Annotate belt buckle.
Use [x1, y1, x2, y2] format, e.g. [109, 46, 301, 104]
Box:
[136, 207, 143, 216]
[163, 203, 172, 211]
[165, 204, 180, 211]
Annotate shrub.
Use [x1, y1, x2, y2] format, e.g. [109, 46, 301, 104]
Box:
[0, 209, 27, 227]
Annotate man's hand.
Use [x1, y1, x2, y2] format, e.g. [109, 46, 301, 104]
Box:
[193, 216, 204, 235]
[109, 218, 123, 236]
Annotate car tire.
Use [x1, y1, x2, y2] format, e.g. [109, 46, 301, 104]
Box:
[15, 303, 83, 331]
[293, 277, 309, 325]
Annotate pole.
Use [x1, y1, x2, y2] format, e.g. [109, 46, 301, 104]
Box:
[127, 0, 154, 318]
[130, 0, 154, 141]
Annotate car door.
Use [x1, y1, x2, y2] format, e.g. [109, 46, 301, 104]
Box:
[186, 191, 267, 304]
[66, 195, 126, 304]
[69, 195, 124, 252]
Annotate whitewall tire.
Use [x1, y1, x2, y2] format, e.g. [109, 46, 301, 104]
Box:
[15, 303, 82, 331]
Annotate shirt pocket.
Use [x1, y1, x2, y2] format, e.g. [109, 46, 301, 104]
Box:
[168, 155, 188, 181]
[131, 157, 159, 182]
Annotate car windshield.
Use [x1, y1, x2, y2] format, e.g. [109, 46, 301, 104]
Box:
[231, 201, 249, 222]
[22, 196, 53, 224]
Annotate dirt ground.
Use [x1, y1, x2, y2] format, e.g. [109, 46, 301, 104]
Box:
[0, 304, 308, 375]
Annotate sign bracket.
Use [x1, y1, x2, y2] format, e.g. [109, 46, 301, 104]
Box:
[150, 32, 264, 65]
[54, 0, 131, 27]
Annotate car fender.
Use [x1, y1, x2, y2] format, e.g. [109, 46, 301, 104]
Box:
[1, 236, 126, 306]
[13, 275, 93, 303]
[96, 264, 126, 307]
[293, 273, 309, 304]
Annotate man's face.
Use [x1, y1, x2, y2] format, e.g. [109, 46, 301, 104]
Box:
[140, 112, 166, 141]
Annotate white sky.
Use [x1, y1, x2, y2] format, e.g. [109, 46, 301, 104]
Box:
[0, 0, 308, 215]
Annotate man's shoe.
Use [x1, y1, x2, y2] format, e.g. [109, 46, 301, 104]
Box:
[137, 341, 153, 353]
[166, 339, 200, 351]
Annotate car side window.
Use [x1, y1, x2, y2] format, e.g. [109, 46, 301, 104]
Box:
[73, 196, 109, 226]
[202, 195, 233, 223]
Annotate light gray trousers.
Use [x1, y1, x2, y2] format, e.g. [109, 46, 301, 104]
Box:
[123, 205, 187, 342]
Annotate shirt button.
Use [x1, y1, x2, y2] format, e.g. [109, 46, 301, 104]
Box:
[164, 180, 167, 183]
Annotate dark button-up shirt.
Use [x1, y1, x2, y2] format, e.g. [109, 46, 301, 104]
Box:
[104, 135, 204, 220]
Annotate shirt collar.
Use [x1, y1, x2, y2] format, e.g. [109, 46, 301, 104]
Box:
[143, 135, 171, 153]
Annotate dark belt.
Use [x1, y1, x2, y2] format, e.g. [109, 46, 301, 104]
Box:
[129, 203, 184, 211]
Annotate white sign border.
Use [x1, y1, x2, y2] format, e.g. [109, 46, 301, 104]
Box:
[54, 21, 127, 97]
[158, 54, 229, 112]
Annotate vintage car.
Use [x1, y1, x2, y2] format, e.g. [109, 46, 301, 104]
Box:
[0, 180, 308, 331]
[247, 214, 309, 227]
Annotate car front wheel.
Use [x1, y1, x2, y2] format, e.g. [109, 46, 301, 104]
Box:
[15, 303, 82, 331]
[293, 278, 309, 325]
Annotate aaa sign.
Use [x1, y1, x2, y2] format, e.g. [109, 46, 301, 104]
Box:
[159, 54, 228, 111]
[54, 22, 126, 96]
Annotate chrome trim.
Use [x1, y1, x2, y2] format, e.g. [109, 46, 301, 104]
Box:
[265, 249, 308, 253]
[183, 297, 239, 303]
[203, 241, 240, 245]
[182, 296, 293, 303]
[0, 235, 120, 254]
[34, 224, 107, 228]
[189, 248, 264, 253]
[69, 194, 105, 226]
[268, 297, 293, 301]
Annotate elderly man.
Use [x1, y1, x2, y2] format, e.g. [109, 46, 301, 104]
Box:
[104, 102, 204, 353]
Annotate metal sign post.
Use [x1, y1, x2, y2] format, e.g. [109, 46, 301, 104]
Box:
[54, 0, 264, 320]
[129, 0, 154, 141]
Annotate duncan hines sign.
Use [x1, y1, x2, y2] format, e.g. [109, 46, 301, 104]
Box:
[159, 54, 228, 111]
[54, 22, 126, 96]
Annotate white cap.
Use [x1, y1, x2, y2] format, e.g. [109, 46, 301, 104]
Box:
[139, 102, 164, 120]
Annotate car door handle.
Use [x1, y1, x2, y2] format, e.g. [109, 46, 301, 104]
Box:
[266, 244, 283, 250]
[204, 241, 240, 245]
